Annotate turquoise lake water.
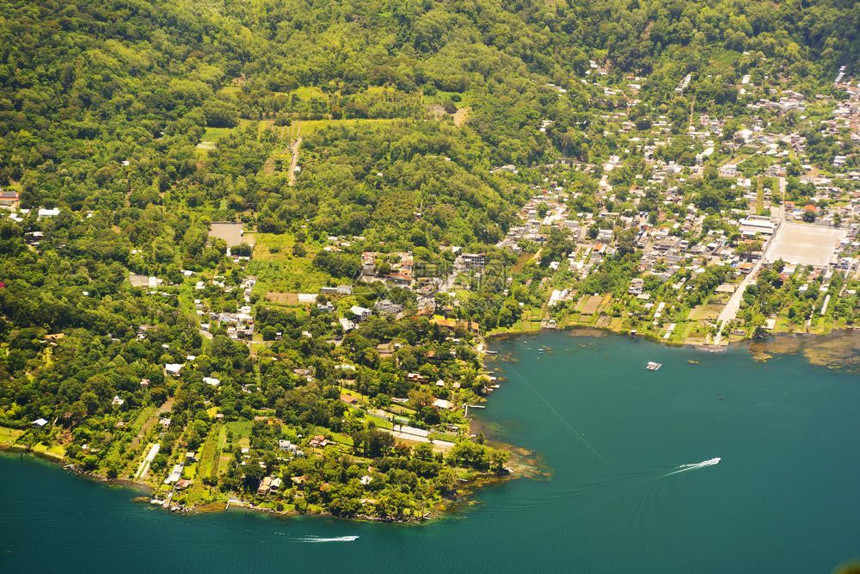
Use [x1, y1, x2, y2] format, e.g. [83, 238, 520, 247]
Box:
[2, 333, 859, 573]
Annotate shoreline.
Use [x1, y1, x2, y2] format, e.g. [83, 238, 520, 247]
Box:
[0, 446, 155, 495]
[481, 323, 860, 379]
[5, 326, 855, 525]
[0, 446, 519, 525]
[484, 321, 860, 354]
[0, 439, 522, 526]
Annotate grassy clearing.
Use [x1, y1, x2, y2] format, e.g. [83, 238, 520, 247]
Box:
[248, 232, 299, 262]
[248, 233, 332, 294]
[224, 420, 254, 450]
[32, 442, 66, 458]
[297, 118, 397, 137]
[681, 321, 711, 341]
[429, 431, 458, 443]
[129, 406, 161, 453]
[217, 86, 241, 97]
[261, 146, 293, 175]
[200, 119, 257, 146]
[662, 322, 688, 344]
[774, 316, 802, 334]
[202, 126, 236, 142]
[216, 425, 232, 475]
[131, 406, 157, 433]
[177, 279, 200, 319]
[290, 86, 326, 100]
[367, 414, 394, 430]
[386, 404, 416, 416]
[182, 462, 198, 479]
[488, 308, 542, 336]
[252, 117, 398, 140]
[329, 431, 354, 447]
[0, 426, 24, 446]
[198, 424, 222, 479]
[688, 304, 723, 321]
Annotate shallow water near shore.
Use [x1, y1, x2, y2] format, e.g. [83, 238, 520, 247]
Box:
[2, 333, 859, 573]
[748, 329, 860, 372]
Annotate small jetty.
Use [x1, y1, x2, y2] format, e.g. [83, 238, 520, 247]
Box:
[646, 361, 662, 371]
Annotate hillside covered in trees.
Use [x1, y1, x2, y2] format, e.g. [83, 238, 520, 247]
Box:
[2, 0, 858, 206]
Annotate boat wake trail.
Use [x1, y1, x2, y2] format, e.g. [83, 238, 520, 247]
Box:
[662, 457, 721, 477]
[294, 535, 359, 543]
[470, 458, 722, 522]
[503, 364, 608, 465]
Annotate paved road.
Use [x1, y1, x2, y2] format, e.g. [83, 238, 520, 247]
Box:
[712, 259, 764, 345]
[712, 178, 786, 345]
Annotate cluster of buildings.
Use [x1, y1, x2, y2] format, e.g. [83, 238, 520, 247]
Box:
[488, 68, 859, 336]
[360, 250, 415, 286]
[497, 189, 575, 251]
[197, 276, 257, 340]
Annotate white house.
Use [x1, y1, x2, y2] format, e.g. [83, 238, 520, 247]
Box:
[165, 363, 184, 376]
[350, 306, 372, 321]
[433, 398, 453, 410]
[164, 464, 183, 484]
[719, 163, 738, 177]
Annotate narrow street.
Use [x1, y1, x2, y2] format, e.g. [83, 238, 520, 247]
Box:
[712, 178, 786, 345]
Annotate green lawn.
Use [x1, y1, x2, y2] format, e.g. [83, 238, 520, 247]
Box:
[680, 321, 711, 341]
[0, 426, 24, 447]
[200, 119, 257, 145]
[183, 462, 198, 479]
[366, 414, 394, 430]
[223, 420, 254, 450]
[32, 442, 66, 458]
[329, 431, 354, 447]
[202, 126, 236, 142]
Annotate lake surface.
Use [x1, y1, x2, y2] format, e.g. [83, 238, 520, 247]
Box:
[2, 333, 859, 573]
